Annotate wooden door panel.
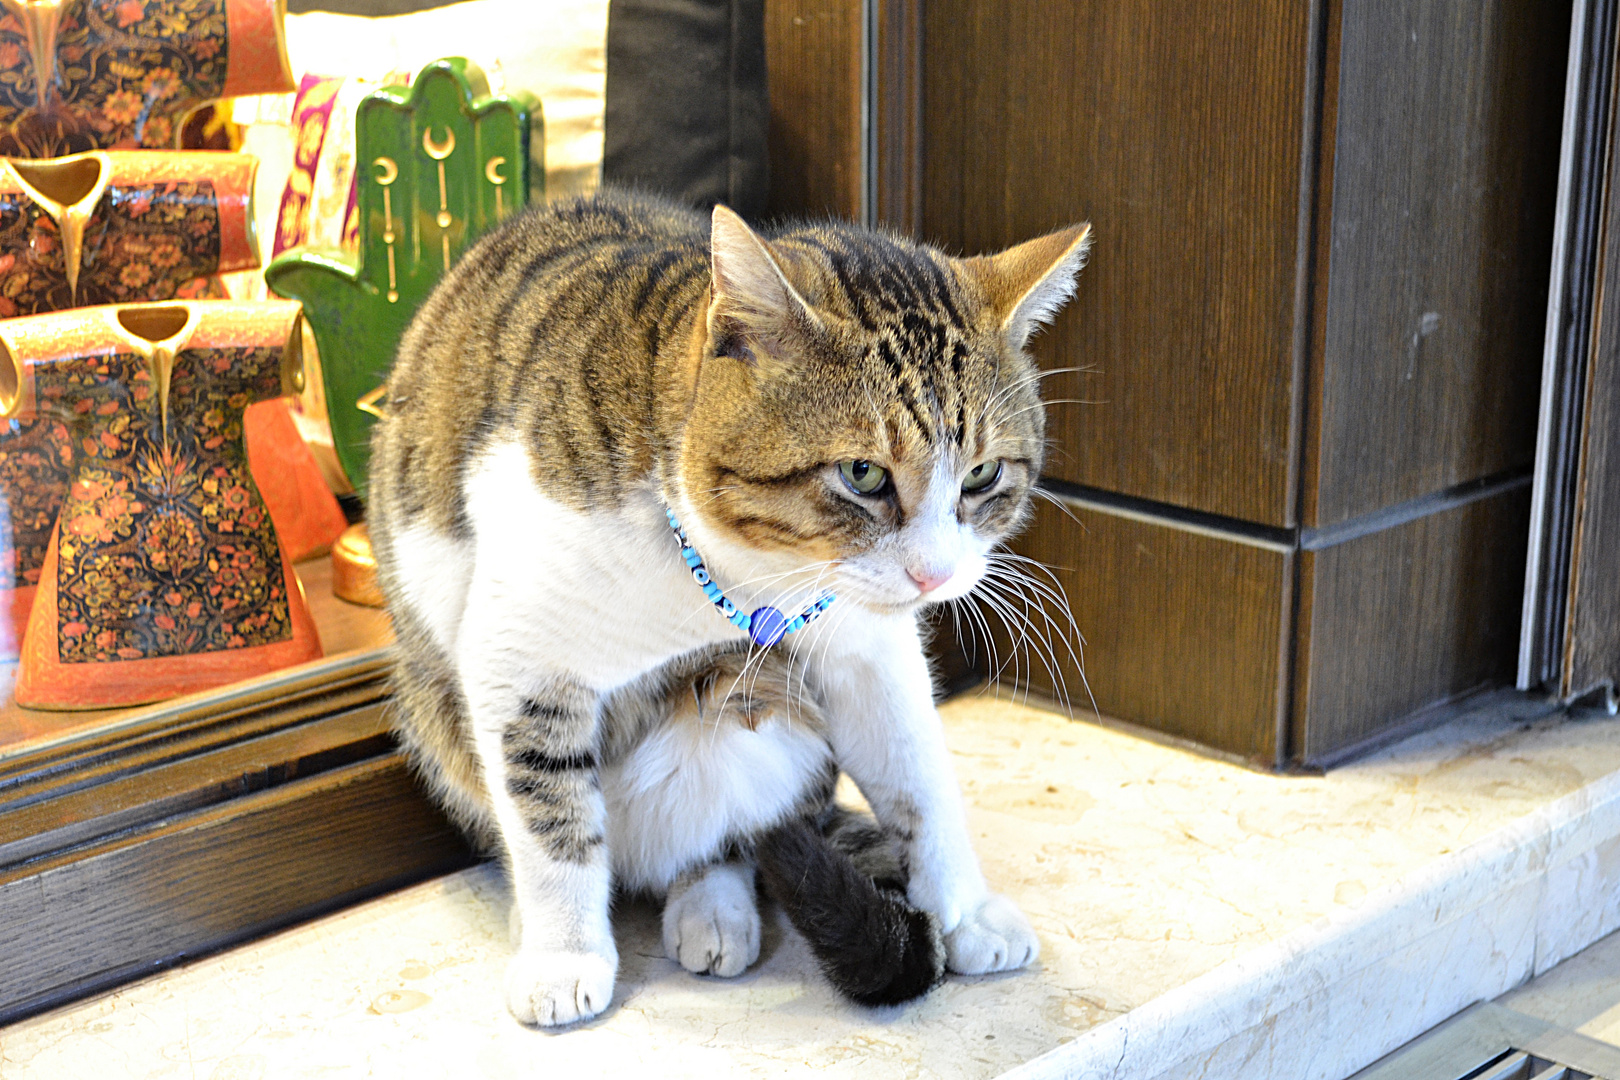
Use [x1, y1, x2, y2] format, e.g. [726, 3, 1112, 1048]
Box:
[922, 0, 1315, 526]
[1565, 364, 1620, 699]
[1562, 103, 1620, 698]
[765, 0, 864, 220]
[1310, 0, 1567, 525]
[1295, 485, 1532, 763]
[988, 498, 1292, 765]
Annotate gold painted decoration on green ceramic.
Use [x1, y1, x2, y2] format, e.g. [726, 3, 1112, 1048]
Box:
[265, 57, 541, 497]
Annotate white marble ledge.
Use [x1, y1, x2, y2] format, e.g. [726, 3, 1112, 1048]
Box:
[3, 693, 1620, 1080]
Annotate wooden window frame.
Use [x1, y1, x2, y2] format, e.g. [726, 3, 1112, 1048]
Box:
[0, 649, 475, 1024]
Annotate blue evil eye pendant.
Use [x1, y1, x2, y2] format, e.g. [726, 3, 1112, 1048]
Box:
[748, 606, 788, 647]
[664, 505, 835, 646]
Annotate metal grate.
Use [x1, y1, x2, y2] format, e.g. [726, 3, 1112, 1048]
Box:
[1462, 1049, 1596, 1080]
[1350, 1004, 1620, 1080]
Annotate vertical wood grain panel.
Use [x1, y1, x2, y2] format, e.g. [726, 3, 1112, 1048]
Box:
[921, 2, 1314, 526]
[765, 0, 864, 220]
[1295, 487, 1531, 763]
[873, 0, 921, 235]
[1563, 126, 1620, 697]
[1565, 359, 1620, 697]
[1310, 0, 1568, 525]
[982, 499, 1290, 764]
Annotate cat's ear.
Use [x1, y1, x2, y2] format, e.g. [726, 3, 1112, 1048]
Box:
[707, 204, 820, 361]
[964, 223, 1092, 350]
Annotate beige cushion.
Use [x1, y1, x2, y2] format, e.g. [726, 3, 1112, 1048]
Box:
[224, 0, 608, 302]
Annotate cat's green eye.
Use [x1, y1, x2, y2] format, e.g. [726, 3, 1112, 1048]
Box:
[839, 459, 889, 496]
[962, 460, 1002, 493]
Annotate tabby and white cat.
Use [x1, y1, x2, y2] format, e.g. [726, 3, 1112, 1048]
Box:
[367, 192, 1090, 1025]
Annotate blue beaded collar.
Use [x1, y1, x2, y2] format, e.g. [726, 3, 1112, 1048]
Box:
[663, 505, 835, 647]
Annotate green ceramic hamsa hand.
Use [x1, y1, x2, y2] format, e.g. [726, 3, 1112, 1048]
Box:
[266, 57, 542, 497]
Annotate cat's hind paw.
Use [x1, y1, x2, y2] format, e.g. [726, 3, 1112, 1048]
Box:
[505, 948, 617, 1026]
[662, 863, 761, 978]
[944, 894, 1040, 975]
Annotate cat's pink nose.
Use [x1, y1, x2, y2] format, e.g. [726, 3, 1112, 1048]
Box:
[908, 568, 954, 594]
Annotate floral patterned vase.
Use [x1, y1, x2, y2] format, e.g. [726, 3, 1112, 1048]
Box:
[0, 148, 259, 649]
[0, 150, 258, 311]
[0, 0, 294, 157]
[4, 300, 322, 710]
[242, 396, 347, 562]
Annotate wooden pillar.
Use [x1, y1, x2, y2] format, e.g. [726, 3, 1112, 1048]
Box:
[914, 0, 1570, 766]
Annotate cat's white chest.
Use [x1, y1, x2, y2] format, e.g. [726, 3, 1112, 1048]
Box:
[451, 440, 747, 689]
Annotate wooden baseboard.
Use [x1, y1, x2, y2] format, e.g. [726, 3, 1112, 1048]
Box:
[988, 476, 1532, 768]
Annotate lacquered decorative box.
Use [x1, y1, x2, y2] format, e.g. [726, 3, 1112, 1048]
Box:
[2, 300, 323, 709]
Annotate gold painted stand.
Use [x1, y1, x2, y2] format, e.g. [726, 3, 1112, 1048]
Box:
[331, 523, 384, 607]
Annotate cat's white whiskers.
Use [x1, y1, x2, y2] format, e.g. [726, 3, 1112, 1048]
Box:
[759, 555, 848, 728]
[976, 559, 1079, 712]
[1028, 486, 1087, 528]
[786, 560, 840, 721]
[989, 399, 1104, 426]
[710, 560, 837, 594]
[974, 360, 1089, 425]
[979, 571, 1074, 716]
[959, 593, 1004, 691]
[980, 552, 1097, 719]
[945, 597, 972, 662]
[985, 558, 1077, 623]
[706, 558, 838, 741]
[938, 596, 996, 696]
[944, 581, 999, 685]
[972, 365, 1096, 442]
[969, 585, 1028, 694]
[691, 485, 741, 505]
[711, 642, 773, 748]
[988, 583, 1065, 713]
[979, 581, 1051, 707]
[975, 369, 1037, 431]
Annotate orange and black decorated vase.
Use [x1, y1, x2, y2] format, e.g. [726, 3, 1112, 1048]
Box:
[3, 300, 322, 709]
[0, 151, 259, 311]
[0, 149, 259, 646]
[0, 0, 294, 156]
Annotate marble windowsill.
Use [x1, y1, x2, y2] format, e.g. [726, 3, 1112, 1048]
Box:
[3, 691, 1620, 1080]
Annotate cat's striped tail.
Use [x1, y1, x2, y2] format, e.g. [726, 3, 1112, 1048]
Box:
[756, 812, 945, 1006]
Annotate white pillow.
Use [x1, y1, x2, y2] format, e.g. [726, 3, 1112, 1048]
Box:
[224, 0, 607, 300]
[280, 0, 609, 200]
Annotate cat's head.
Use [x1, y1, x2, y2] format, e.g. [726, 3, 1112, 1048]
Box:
[676, 206, 1090, 615]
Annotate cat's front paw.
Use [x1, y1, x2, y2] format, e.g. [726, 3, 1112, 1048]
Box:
[943, 894, 1039, 975]
[505, 947, 617, 1026]
[662, 865, 761, 977]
